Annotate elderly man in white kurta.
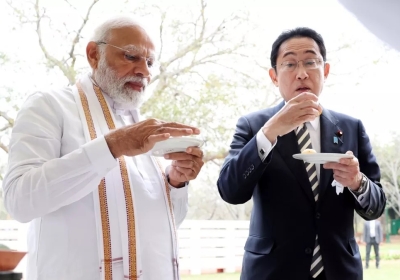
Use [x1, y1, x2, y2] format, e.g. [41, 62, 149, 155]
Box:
[2, 17, 204, 280]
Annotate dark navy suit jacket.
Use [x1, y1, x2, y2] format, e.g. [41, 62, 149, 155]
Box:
[217, 102, 386, 280]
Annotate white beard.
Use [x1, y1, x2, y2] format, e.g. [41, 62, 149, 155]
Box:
[93, 56, 148, 108]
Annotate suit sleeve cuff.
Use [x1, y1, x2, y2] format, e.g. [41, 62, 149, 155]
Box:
[256, 129, 277, 161]
[83, 136, 118, 175]
[350, 181, 370, 208]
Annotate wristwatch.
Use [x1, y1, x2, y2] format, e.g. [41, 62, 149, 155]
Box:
[353, 173, 368, 195]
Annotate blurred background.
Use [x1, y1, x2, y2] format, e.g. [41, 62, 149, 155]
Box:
[0, 0, 399, 279]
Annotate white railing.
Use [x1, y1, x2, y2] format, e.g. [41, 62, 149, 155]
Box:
[0, 220, 249, 276]
[178, 220, 249, 275]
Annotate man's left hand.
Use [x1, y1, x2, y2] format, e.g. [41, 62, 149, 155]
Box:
[164, 147, 204, 188]
[323, 151, 362, 191]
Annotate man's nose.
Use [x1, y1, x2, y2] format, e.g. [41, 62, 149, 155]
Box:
[296, 62, 309, 80]
[133, 58, 151, 78]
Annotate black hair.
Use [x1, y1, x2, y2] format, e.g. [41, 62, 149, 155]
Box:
[270, 27, 326, 69]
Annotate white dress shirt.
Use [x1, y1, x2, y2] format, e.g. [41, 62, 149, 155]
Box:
[369, 220, 376, 238]
[2, 86, 188, 280]
[256, 117, 370, 207]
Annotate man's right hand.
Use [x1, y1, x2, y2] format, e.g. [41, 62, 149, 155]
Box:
[104, 118, 200, 158]
[262, 92, 322, 143]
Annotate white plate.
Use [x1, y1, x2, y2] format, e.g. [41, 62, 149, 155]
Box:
[292, 153, 353, 164]
[150, 137, 204, 157]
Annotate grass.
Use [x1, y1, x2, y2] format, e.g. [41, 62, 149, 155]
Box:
[181, 242, 400, 280]
[359, 242, 400, 260]
[364, 261, 400, 280]
[181, 273, 240, 280]
[181, 261, 400, 280]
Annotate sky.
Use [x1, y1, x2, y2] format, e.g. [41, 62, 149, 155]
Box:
[0, 0, 400, 145]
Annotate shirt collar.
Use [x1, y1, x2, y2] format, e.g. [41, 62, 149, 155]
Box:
[309, 116, 320, 130]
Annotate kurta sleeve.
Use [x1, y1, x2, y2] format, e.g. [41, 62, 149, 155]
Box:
[2, 92, 117, 223]
[164, 165, 189, 228]
[169, 186, 189, 228]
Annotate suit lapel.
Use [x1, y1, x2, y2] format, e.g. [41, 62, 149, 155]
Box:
[276, 131, 315, 204]
[319, 109, 345, 203]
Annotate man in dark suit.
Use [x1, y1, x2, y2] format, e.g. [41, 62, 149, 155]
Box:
[217, 27, 386, 280]
[363, 219, 383, 269]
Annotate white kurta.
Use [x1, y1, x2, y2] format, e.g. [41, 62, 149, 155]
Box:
[3, 83, 189, 280]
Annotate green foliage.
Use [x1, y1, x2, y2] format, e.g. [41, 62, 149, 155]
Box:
[361, 253, 400, 261]
[0, 244, 10, 250]
[0, 52, 9, 64]
[360, 242, 400, 261]
[142, 73, 260, 159]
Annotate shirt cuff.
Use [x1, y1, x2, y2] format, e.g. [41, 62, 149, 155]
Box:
[83, 136, 118, 175]
[165, 165, 189, 194]
[256, 129, 277, 161]
[350, 181, 370, 208]
[169, 183, 189, 199]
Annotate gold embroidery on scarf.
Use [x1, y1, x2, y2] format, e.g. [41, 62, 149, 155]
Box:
[77, 82, 112, 280]
[92, 85, 137, 278]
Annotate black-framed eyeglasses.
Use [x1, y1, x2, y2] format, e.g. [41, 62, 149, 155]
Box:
[96, 41, 158, 69]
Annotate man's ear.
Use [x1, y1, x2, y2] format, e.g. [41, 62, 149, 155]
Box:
[324, 62, 330, 79]
[86, 41, 100, 70]
[269, 68, 279, 86]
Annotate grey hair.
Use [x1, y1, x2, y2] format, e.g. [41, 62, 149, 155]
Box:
[90, 16, 143, 43]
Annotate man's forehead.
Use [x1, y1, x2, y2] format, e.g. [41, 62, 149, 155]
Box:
[279, 37, 320, 58]
[109, 26, 156, 56]
[123, 44, 156, 57]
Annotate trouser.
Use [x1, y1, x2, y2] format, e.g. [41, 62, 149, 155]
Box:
[366, 237, 380, 267]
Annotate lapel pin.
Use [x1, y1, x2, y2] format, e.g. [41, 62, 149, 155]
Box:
[333, 136, 339, 144]
[334, 129, 343, 144]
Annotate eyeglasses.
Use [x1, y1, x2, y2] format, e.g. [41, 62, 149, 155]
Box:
[278, 58, 323, 72]
[96, 41, 159, 70]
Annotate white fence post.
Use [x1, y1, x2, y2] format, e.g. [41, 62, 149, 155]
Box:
[189, 221, 202, 275]
[224, 222, 236, 273]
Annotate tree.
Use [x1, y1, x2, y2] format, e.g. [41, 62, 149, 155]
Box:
[0, 53, 13, 154]
[373, 134, 400, 218]
[1, 0, 277, 219]
[2, 0, 274, 159]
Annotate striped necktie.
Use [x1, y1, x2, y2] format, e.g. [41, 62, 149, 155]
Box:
[295, 124, 324, 278]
